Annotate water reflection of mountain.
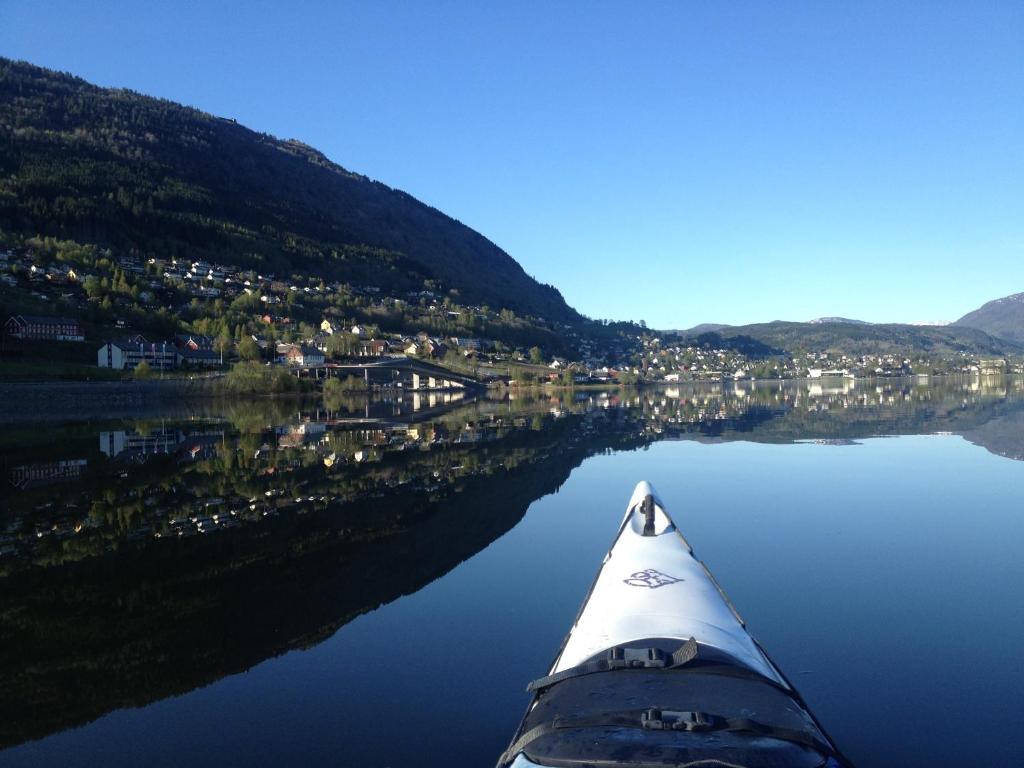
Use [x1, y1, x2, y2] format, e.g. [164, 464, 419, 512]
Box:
[1, 377, 1022, 749]
[959, 410, 1024, 461]
[0, 402, 646, 748]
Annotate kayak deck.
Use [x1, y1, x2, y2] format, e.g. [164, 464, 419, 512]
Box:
[552, 481, 785, 684]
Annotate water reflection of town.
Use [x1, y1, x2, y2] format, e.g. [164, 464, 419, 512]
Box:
[2, 376, 1023, 570]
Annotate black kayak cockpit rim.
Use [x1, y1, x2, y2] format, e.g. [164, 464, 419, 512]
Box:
[498, 637, 853, 768]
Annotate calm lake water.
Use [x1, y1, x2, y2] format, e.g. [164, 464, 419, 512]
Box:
[2, 377, 1023, 767]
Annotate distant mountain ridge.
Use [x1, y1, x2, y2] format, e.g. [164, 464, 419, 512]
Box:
[679, 319, 1021, 356]
[0, 58, 578, 322]
[955, 292, 1024, 345]
[671, 323, 732, 336]
[807, 317, 870, 325]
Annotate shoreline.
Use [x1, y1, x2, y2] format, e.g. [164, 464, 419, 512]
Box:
[533, 371, 1022, 390]
[3, 372, 1018, 425]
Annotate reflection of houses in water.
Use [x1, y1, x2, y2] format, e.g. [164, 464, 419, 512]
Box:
[968, 376, 1009, 396]
[101, 428, 182, 458]
[100, 428, 224, 461]
[455, 426, 483, 443]
[807, 369, 855, 380]
[276, 422, 328, 448]
[179, 434, 223, 462]
[357, 428, 390, 446]
[807, 377, 857, 397]
[11, 459, 88, 489]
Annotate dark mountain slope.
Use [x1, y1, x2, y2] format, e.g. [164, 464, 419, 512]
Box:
[955, 293, 1024, 345]
[0, 58, 577, 321]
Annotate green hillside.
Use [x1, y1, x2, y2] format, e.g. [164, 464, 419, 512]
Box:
[0, 58, 577, 322]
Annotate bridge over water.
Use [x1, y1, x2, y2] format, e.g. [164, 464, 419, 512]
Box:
[299, 356, 482, 390]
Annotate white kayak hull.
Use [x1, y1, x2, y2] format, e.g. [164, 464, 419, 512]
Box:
[498, 481, 849, 768]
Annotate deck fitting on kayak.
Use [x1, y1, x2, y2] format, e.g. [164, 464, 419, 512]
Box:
[526, 638, 699, 693]
[641, 708, 714, 732]
[641, 493, 657, 536]
[611, 646, 665, 666]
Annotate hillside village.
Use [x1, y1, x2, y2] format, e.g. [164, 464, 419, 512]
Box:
[2, 242, 1022, 386]
[0, 240, 623, 382]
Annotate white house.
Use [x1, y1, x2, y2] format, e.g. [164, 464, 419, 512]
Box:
[278, 344, 325, 368]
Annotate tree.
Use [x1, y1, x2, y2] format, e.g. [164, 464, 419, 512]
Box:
[134, 360, 153, 379]
[223, 361, 299, 394]
[83, 275, 102, 299]
[214, 331, 233, 364]
[326, 332, 358, 359]
[529, 346, 543, 364]
[324, 375, 368, 395]
[237, 336, 261, 361]
[617, 370, 639, 386]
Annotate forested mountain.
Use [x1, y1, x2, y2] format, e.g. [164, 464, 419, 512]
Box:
[955, 293, 1024, 345]
[0, 58, 577, 322]
[691, 320, 1021, 356]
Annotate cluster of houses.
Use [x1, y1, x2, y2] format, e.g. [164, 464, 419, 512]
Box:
[89, 323, 488, 373]
[159, 258, 267, 300]
[0, 248, 83, 300]
[3, 245, 587, 374]
[92, 327, 479, 372]
[316, 319, 484, 360]
[157, 258, 433, 309]
[628, 338, 1024, 381]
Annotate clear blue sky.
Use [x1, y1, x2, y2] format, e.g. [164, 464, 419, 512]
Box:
[2, 1, 1022, 328]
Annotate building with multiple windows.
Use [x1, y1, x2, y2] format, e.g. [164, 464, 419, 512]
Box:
[5, 314, 84, 341]
[97, 338, 178, 370]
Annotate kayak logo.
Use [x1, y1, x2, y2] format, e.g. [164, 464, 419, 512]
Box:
[623, 569, 683, 589]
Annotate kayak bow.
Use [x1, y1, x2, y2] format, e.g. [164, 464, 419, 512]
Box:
[498, 481, 851, 768]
